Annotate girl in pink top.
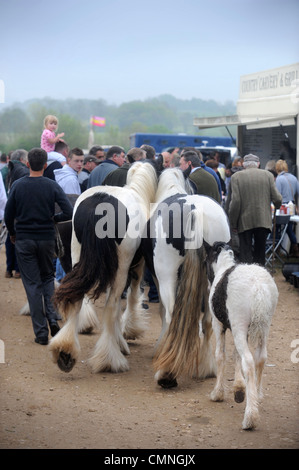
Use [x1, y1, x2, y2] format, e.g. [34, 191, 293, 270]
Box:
[41, 115, 65, 152]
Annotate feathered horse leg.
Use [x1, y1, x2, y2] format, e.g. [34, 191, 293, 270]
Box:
[49, 300, 81, 372]
[77, 296, 100, 334]
[122, 258, 148, 341]
[88, 249, 135, 373]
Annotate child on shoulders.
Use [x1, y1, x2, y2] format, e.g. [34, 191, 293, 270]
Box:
[41, 115, 65, 153]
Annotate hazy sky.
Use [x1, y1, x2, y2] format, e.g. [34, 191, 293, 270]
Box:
[1, 0, 299, 108]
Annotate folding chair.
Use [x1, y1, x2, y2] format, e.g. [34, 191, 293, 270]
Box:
[265, 215, 290, 267]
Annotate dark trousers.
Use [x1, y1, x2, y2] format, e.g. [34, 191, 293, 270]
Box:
[238, 227, 269, 266]
[144, 267, 159, 301]
[15, 239, 58, 339]
[5, 235, 19, 273]
[286, 222, 297, 245]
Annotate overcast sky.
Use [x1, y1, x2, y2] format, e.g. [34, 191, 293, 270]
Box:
[1, 0, 298, 108]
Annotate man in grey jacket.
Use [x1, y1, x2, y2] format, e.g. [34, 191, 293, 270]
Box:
[229, 154, 282, 266]
[87, 146, 125, 188]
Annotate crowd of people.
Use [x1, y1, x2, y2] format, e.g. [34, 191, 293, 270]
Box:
[0, 113, 298, 345]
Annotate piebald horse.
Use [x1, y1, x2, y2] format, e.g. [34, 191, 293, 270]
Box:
[142, 168, 231, 388]
[49, 162, 158, 373]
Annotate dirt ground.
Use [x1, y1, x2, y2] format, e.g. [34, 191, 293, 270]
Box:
[0, 248, 298, 451]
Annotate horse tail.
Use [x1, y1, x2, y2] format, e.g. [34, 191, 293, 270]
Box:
[54, 193, 121, 311]
[153, 208, 207, 379]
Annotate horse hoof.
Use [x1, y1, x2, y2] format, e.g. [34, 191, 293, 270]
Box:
[234, 389, 245, 403]
[57, 351, 76, 373]
[158, 375, 178, 389]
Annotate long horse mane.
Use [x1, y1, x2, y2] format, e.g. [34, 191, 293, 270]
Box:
[155, 167, 193, 203]
[125, 162, 158, 215]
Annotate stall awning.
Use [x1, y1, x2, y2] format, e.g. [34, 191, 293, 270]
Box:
[193, 114, 297, 130]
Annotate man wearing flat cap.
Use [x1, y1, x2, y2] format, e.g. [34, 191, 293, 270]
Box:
[78, 155, 101, 192]
[228, 154, 282, 265]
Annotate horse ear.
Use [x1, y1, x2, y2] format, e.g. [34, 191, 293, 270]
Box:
[213, 241, 226, 254]
[217, 244, 223, 254]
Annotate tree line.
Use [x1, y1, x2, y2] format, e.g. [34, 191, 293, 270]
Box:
[0, 95, 236, 153]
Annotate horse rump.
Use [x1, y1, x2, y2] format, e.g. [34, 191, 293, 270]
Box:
[54, 192, 127, 311]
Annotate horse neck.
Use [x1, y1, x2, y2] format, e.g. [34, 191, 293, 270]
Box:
[155, 180, 186, 204]
[213, 251, 235, 279]
[127, 174, 157, 216]
[155, 168, 192, 203]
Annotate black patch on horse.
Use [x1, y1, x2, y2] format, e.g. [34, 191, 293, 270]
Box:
[155, 193, 196, 257]
[74, 193, 129, 245]
[211, 265, 236, 331]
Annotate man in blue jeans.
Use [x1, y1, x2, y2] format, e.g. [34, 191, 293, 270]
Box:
[5, 148, 73, 345]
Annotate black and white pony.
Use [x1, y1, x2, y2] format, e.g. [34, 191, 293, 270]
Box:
[49, 162, 158, 373]
[142, 168, 231, 388]
[206, 242, 278, 430]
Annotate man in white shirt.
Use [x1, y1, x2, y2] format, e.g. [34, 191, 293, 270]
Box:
[54, 147, 84, 195]
[47, 141, 69, 165]
[44, 141, 69, 180]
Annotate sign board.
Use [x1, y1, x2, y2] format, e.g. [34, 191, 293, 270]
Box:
[238, 63, 299, 118]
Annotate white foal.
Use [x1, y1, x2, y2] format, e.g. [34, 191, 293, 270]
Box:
[206, 242, 278, 430]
